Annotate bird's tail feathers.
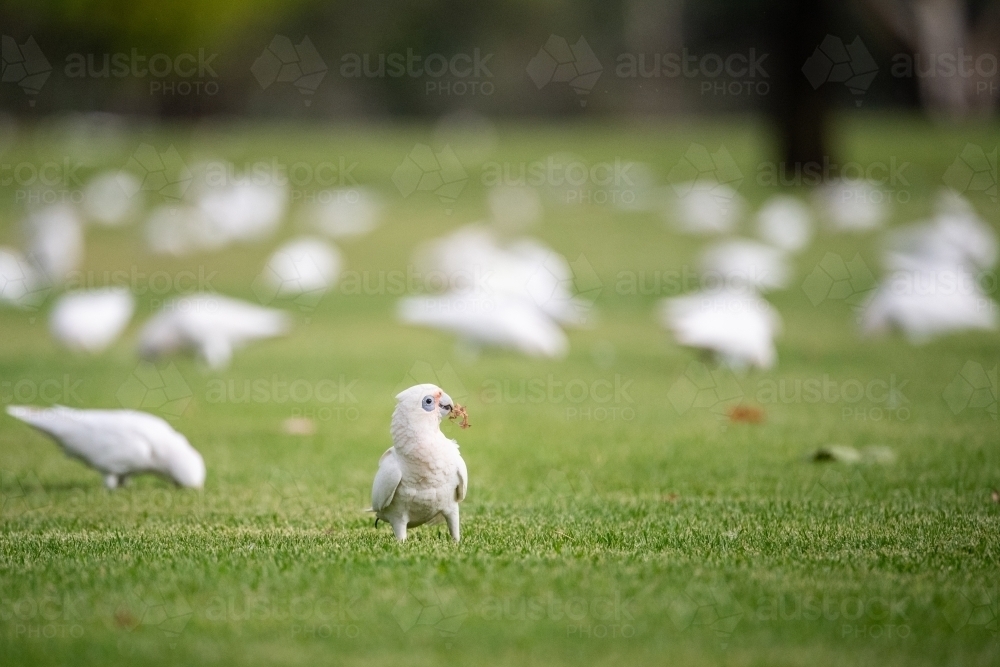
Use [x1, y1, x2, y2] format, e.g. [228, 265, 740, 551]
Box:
[6, 405, 77, 437]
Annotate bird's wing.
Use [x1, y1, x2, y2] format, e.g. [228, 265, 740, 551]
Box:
[371, 447, 402, 512]
[455, 452, 468, 502]
[6, 406, 154, 473]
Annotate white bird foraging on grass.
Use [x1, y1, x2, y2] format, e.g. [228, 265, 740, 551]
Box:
[82, 171, 139, 227]
[24, 204, 84, 284]
[698, 239, 792, 292]
[755, 195, 814, 253]
[138, 293, 291, 370]
[258, 236, 342, 297]
[6, 405, 205, 489]
[815, 179, 888, 232]
[660, 288, 782, 370]
[398, 292, 569, 359]
[670, 182, 746, 235]
[370, 384, 470, 542]
[302, 187, 383, 239]
[0, 246, 46, 308]
[860, 194, 999, 343]
[49, 288, 135, 353]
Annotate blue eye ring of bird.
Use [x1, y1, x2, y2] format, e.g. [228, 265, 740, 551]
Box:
[423, 392, 454, 417]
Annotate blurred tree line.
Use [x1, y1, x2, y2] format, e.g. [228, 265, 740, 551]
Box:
[0, 0, 997, 147]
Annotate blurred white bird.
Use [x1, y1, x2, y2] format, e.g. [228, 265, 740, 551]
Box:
[816, 179, 888, 232]
[138, 293, 291, 370]
[24, 204, 84, 284]
[861, 195, 998, 342]
[670, 182, 746, 235]
[82, 171, 139, 226]
[370, 384, 467, 541]
[50, 288, 134, 353]
[303, 187, 382, 239]
[259, 236, 342, 297]
[6, 405, 205, 489]
[699, 239, 791, 292]
[487, 185, 543, 231]
[0, 246, 46, 308]
[145, 204, 226, 256]
[755, 195, 814, 252]
[399, 291, 569, 358]
[883, 198, 997, 273]
[860, 260, 997, 343]
[660, 288, 782, 369]
[195, 178, 287, 244]
[416, 225, 590, 327]
[146, 178, 288, 255]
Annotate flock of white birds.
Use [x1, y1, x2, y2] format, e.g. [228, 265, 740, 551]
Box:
[660, 179, 997, 369]
[1, 161, 997, 540]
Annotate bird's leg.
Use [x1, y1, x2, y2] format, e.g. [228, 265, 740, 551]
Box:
[104, 474, 119, 490]
[444, 507, 461, 542]
[375, 518, 380, 529]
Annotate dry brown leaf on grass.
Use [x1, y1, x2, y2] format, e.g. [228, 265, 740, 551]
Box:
[728, 404, 765, 424]
[282, 416, 316, 436]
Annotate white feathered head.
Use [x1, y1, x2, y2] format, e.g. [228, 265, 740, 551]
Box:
[394, 384, 454, 426]
[166, 435, 206, 489]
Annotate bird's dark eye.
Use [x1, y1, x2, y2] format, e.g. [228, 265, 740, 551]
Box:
[421, 396, 435, 411]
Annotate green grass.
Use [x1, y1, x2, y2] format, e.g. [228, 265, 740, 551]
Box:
[1, 115, 998, 666]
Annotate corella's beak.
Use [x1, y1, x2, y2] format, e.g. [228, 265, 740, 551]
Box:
[438, 392, 453, 416]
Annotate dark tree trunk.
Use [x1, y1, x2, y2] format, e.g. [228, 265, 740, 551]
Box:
[768, 0, 832, 172]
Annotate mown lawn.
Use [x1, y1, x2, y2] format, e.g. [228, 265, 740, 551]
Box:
[0, 115, 998, 666]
